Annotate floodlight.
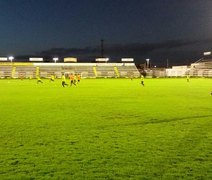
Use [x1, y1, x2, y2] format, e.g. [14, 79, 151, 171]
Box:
[146, 59, 150, 68]
[95, 58, 109, 62]
[203, 52, 211, 56]
[8, 56, 14, 62]
[53, 57, 59, 63]
[29, 57, 43, 62]
[121, 58, 134, 62]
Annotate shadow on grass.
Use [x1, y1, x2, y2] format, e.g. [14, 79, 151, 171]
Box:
[119, 114, 212, 127]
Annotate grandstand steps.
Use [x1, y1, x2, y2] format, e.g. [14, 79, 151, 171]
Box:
[0, 66, 13, 78]
[0, 62, 140, 78]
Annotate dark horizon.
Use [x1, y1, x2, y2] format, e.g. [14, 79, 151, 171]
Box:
[2, 38, 211, 67]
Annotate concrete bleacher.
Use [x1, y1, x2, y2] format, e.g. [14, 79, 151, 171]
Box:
[96, 65, 115, 77]
[38, 66, 62, 78]
[117, 64, 140, 77]
[164, 59, 212, 77]
[62, 65, 95, 78]
[190, 59, 212, 77]
[0, 62, 140, 79]
[0, 66, 13, 78]
[15, 66, 36, 78]
[60, 64, 95, 78]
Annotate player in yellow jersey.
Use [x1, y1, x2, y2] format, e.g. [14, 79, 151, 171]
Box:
[61, 74, 68, 87]
[50, 75, 55, 82]
[141, 75, 144, 86]
[186, 75, 190, 82]
[37, 76, 43, 84]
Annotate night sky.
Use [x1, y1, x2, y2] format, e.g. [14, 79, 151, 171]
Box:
[0, 0, 212, 66]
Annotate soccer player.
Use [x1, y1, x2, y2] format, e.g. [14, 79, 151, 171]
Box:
[69, 73, 76, 86]
[37, 76, 43, 84]
[74, 74, 77, 84]
[61, 74, 68, 87]
[50, 75, 55, 82]
[186, 75, 190, 82]
[77, 74, 81, 83]
[141, 75, 144, 86]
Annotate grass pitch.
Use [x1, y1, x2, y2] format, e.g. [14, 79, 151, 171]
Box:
[0, 78, 211, 179]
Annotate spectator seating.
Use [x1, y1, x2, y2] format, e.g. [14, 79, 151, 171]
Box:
[0, 62, 140, 79]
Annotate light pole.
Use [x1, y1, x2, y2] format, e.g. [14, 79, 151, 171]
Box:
[203, 51, 211, 56]
[8, 56, 14, 78]
[8, 56, 14, 63]
[146, 59, 150, 69]
[166, 59, 169, 68]
[53, 57, 59, 63]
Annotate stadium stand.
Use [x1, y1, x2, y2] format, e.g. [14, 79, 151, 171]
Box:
[190, 59, 212, 77]
[0, 62, 140, 79]
[15, 66, 36, 78]
[116, 63, 140, 77]
[0, 65, 13, 78]
[61, 63, 96, 78]
[96, 64, 115, 77]
[154, 59, 212, 78]
[38, 66, 62, 78]
[2, 59, 211, 79]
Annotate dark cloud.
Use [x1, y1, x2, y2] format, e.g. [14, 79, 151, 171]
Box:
[16, 38, 212, 66]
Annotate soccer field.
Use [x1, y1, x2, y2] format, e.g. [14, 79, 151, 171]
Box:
[0, 78, 211, 179]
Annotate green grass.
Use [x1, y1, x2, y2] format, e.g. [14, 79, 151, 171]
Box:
[0, 78, 211, 179]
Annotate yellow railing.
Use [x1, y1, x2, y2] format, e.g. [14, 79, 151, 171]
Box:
[114, 66, 120, 77]
[93, 66, 97, 77]
[36, 67, 40, 78]
[12, 66, 16, 78]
